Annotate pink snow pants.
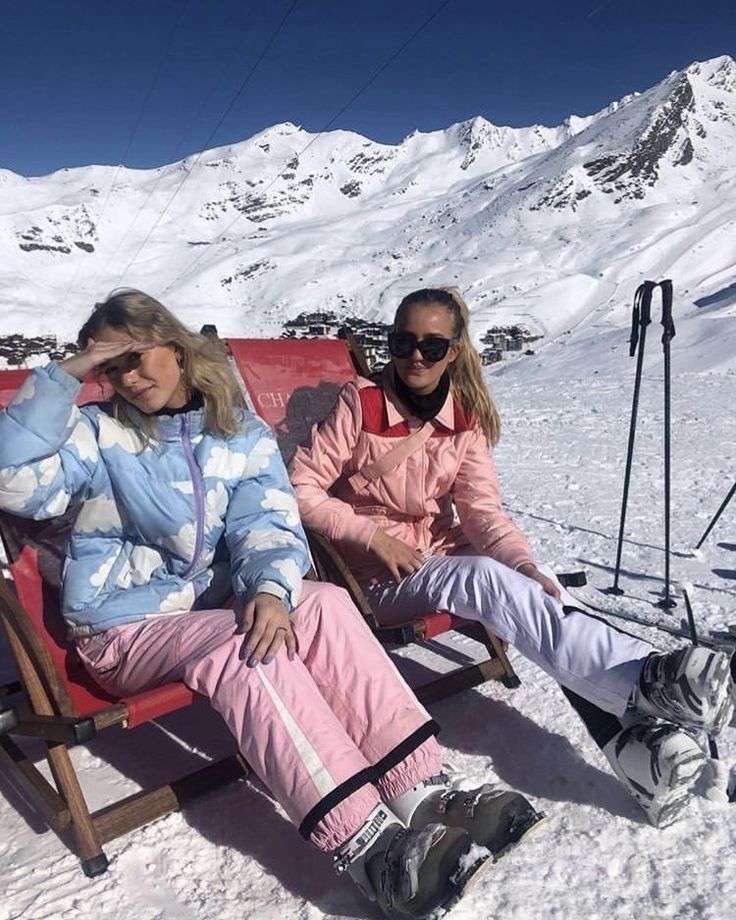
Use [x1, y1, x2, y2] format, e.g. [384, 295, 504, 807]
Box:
[75, 582, 441, 852]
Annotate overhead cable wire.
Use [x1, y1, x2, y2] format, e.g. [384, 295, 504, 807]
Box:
[162, 0, 453, 297]
[81, 3, 278, 299]
[63, 0, 192, 307]
[112, 0, 301, 289]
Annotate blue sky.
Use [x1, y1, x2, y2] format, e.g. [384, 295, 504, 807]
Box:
[2, 0, 734, 176]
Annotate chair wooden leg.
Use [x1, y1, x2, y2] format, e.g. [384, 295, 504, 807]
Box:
[453, 623, 521, 689]
[46, 742, 109, 876]
[482, 632, 521, 688]
[415, 657, 509, 705]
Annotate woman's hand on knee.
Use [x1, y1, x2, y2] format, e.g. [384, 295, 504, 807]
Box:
[238, 593, 297, 666]
[369, 529, 426, 583]
[516, 563, 561, 600]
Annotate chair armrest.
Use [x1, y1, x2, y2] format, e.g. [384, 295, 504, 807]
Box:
[306, 531, 378, 624]
[9, 712, 97, 745]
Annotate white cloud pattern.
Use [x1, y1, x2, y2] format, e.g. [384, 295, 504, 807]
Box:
[44, 489, 70, 516]
[70, 420, 98, 463]
[0, 456, 60, 511]
[243, 436, 278, 478]
[163, 521, 197, 559]
[37, 456, 61, 486]
[203, 445, 247, 480]
[89, 551, 119, 588]
[271, 558, 303, 594]
[75, 495, 122, 533]
[115, 546, 164, 588]
[97, 415, 146, 454]
[205, 481, 229, 531]
[159, 583, 196, 614]
[0, 466, 41, 511]
[12, 376, 36, 405]
[65, 406, 81, 430]
[243, 528, 303, 552]
[261, 489, 299, 526]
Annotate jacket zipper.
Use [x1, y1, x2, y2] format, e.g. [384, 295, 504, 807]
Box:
[419, 433, 429, 551]
[180, 415, 205, 577]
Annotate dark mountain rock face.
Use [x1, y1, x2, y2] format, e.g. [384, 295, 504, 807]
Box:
[16, 207, 97, 255]
[583, 76, 696, 200]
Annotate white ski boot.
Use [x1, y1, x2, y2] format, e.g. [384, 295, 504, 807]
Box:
[630, 646, 734, 734]
[603, 720, 708, 827]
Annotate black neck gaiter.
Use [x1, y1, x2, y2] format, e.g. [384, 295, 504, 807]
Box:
[153, 391, 204, 417]
[392, 368, 451, 422]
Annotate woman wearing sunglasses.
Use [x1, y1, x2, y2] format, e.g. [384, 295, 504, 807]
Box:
[289, 287, 734, 829]
[1, 288, 534, 919]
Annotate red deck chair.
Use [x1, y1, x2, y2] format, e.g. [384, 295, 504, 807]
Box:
[0, 370, 246, 876]
[227, 334, 520, 705]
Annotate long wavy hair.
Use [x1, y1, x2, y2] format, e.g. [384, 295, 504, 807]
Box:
[78, 289, 246, 438]
[393, 287, 501, 445]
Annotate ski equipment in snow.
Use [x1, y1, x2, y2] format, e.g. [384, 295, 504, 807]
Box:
[406, 774, 546, 857]
[603, 720, 707, 827]
[608, 279, 677, 609]
[334, 804, 494, 919]
[563, 583, 736, 650]
[630, 645, 734, 734]
[696, 481, 735, 550]
[682, 588, 720, 761]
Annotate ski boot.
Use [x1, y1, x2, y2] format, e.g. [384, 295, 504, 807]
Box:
[334, 804, 493, 919]
[630, 646, 734, 734]
[407, 775, 546, 857]
[603, 720, 708, 827]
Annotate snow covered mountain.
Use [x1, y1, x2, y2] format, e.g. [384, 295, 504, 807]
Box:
[1, 55, 735, 375]
[3, 57, 736, 920]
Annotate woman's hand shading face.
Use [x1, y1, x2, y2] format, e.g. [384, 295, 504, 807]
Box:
[90, 325, 188, 413]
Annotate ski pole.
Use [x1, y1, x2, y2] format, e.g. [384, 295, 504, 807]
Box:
[682, 589, 719, 760]
[657, 280, 676, 609]
[696, 481, 736, 550]
[608, 281, 655, 595]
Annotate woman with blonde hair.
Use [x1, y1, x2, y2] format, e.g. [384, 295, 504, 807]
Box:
[0, 287, 541, 919]
[289, 286, 734, 829]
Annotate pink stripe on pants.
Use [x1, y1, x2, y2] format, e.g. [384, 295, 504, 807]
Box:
[75, 582, 441, 852]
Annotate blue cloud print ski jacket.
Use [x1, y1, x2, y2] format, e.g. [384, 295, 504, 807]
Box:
[0, 362, 311, 636]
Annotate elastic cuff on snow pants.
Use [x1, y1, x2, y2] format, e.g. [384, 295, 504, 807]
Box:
[297, 719, 440, 839]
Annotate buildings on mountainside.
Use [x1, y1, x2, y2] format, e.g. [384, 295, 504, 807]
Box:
[0, 334, 72, 367]
[282, 311, 541, 371]
[0, 315, 540, 370]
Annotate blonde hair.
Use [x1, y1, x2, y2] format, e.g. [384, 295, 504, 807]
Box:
[394, 287, 501, 445]
[78, 289, 246, 438]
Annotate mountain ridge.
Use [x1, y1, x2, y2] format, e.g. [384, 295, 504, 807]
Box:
[1, 55, 734, 376]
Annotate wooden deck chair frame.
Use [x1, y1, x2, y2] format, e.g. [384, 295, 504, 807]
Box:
[226, 330, 520, 705]
[0, 371, 247, 877]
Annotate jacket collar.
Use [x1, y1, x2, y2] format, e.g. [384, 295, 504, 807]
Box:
[380, 364, 456, 430]
[125, 405, 207, 441]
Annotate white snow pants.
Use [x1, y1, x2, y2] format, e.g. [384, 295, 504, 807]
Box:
[367, 555, 654, 717]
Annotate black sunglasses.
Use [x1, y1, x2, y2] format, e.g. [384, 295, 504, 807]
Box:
[388, 331, 457, 362]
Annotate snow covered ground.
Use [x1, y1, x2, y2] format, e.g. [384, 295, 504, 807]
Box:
[2, 344, 734, 920]
[2, 52, 735, 920]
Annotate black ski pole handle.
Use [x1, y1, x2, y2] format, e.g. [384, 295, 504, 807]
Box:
[658, 278, 676, 346]
[629, 281, 655, 357]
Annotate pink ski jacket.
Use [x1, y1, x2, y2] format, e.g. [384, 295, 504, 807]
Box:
[288, 366, 536, 585]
